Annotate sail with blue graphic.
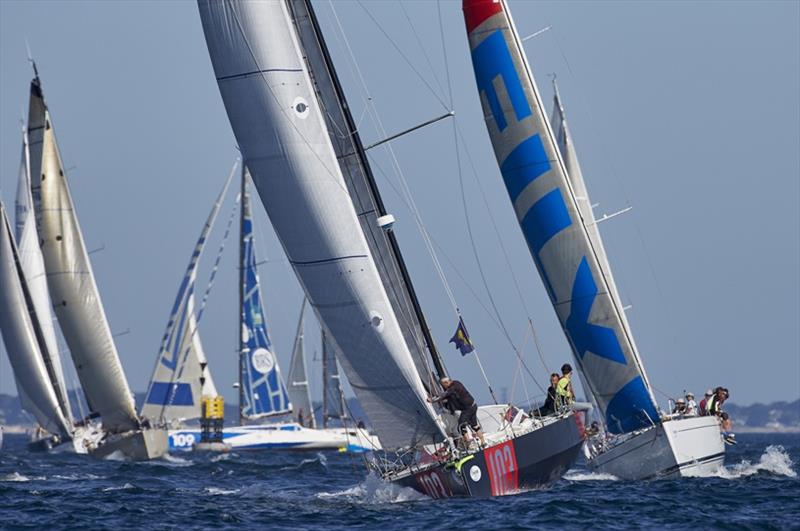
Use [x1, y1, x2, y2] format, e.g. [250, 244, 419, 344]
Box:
[240, 178, 291, 420]
[463, 0, 659, 434]
[141, 171, 233, 425]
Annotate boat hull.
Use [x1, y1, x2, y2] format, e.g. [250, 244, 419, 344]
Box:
[393, 414, 584, 498]
[587, 415, 725, 479]
[89, 428, 169, 461]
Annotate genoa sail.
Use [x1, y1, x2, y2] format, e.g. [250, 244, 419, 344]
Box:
[198, 0, 444, 448]
[463, 0, 659, 433]
[0, 202, 72, 438]
[240, 183, 291, 420]
[140, 175, 231, 425]
[28, 77, 139, 433]
[286, 299, 315, 427]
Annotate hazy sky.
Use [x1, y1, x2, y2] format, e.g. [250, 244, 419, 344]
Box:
[1, 0, 798, 411]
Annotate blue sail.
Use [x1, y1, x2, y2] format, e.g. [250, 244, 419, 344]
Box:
[240, 185, 291, 419]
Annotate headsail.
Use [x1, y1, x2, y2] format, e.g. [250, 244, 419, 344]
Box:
[286, 299, 315, 427]
[0, 202, 72, 438]
[14, 129, 72, 425]
[198, 0, 444, 448]
[141, 173, 231, 425]
[463, 0, 659, 433]
[322, 331, 347, 428]
[29, 76, 139, 433]
[239, 183, 291, 420]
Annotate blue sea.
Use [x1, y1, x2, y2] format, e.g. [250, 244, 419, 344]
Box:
[1, 432, 798, 529]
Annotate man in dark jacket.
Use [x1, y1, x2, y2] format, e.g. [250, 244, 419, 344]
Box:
[538, 373, 560, 416]
[428, 377, 485, 447]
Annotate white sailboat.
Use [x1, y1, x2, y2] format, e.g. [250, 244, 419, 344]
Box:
[462, 0, 724, 479]
[197, 0, 585, 497]
[25, 70, 167, 460]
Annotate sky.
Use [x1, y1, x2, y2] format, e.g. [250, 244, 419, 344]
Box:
[0, 0, 798, 412]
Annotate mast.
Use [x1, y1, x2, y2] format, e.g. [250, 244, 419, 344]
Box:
[321, 330, 328, 429]
[238, 162, 246, 425]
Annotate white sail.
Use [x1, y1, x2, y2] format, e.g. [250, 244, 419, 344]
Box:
[29, 78, 138, 433]
[0, 202, 72, 438]
[322, 330, 346, 428]
[198, 0, 444, 449]
[14, 129, 72, 425]
[286, 300, 315, 428]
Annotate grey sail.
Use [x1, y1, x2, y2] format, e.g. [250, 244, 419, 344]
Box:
[28, 78, 139, 433]
[322, 330, 346, 428]
[286, 299, 316, 428]
[198, 0, 444, 449]
[0, 202, 72, 438]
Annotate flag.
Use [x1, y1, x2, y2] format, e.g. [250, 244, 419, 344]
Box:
[449, 317, 474, 356]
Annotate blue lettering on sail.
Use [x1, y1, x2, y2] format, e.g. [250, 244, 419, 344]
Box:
[566, 258, 626, 364]
[471, 30, 531, 132]
[145, 382, 194, 406]
[518, 189, 571, 297]
[500, 134, 551, 202]
[605, 376, 660, 434]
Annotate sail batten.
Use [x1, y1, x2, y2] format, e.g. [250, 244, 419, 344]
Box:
[198, 0, 444, 448]
[463, 0, 659, 434]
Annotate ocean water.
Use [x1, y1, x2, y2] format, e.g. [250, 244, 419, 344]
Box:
[1, 433, 798, 529]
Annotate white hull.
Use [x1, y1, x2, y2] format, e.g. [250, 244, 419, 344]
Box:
[586, 416, 725, 479]
[89, 428, 169, 461]
[169, 423, 381, 452]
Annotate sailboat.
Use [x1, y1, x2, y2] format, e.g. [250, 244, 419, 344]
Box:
[196, 0, 585, 497]
[462, 0, 725, 479]
[165, 167, 379, 452]
[24, 69, 167, 460]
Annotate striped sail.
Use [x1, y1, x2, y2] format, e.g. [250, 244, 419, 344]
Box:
[463, 0, 659, 433]
[28, 77, 139, 433]
[0, 202, 72, 438]
[286, 300, 315, 427]
[198, 0, 444, 448]
[141, 177, 230, 425]
[240, 187, 291, 419]
[14, 130, 73, 427]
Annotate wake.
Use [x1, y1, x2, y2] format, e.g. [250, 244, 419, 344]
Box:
[564, 470, 619, 482]
[703, 445, 796, 479]
[316, 472, 427, 504]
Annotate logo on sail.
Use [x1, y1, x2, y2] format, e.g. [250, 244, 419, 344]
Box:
[251, 348, 275, 375]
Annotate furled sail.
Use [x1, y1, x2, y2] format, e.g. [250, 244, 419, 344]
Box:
[141, 175, 230, 425]
[322, 331, 346, 428]
[240, 185, 291, 419]
[0, 202, 72, 438]
[463, 0, 659, 433]
[28, 77, 139, 433]
[286, 299, 315, 428]
[14, 129, 72, 425]
[198, 0, 444, 448]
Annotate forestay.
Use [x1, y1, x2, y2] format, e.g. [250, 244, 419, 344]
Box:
[141, 175, 229, 425]
[286, 299, 315, 427]
[463, 0, 659, 433]
[240, 187, 291, 419]
[0, 202, 72, 438]
[198, 0, 444, 448]
[29, 78, 139, 433]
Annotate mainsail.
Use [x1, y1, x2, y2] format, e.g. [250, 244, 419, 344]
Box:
[28, 77, 139, 433]
[321, 331, 346, 428]
[14, 129, 72, 426]
[198, 0, 444, 448]
[239, 184, 291, 420]
[463, 0, 659, 433]
[0, 202, 72, 438]
[286, 299, 315, 427]
[140, 174, 230, 425]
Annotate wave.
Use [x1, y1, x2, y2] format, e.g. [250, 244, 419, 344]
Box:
[281, 452, 328, 471]
[52, 473, 104, 481]
[317, 472, 427, 504]
[158, 453, 193, 467]
[102, 482, 136, 492]
[1, 472, 44, 482]
[203, 486, 241, 496]
[711, 445, 797, 479]
[564, 470, 619, 482]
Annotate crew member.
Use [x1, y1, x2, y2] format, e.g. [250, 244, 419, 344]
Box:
[538, 373, 560, 416]
[427, 377, 485, 447]
[672, 397, 687, 415]
[685, 392, 697, 416]
[556, 364, 575, 409]
[699, 389, 713, 415]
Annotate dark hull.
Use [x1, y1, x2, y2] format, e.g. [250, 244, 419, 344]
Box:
[392, 413, 584, 498]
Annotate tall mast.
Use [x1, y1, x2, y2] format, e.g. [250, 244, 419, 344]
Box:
[237, 162, 246, 425]
[321, 330, 328, 429]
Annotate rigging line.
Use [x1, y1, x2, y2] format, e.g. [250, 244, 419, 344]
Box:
[400, 0, 448, 102]
[354, 0, 449, 112]
[197, 195, 239, 322]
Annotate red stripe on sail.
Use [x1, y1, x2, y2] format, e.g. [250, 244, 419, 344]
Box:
[463, 0, 503, 34]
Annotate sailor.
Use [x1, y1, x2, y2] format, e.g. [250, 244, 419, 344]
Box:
[297, 408, 305, 427]
[427, 377, 486, 447]
[699, 389, 713, 415]
[685, 393, 698, 416]
[556, 364, 575, 409]
[672, 397, 687, 415]
[538, 373, 560, 416]
[707, 387, 729, 417]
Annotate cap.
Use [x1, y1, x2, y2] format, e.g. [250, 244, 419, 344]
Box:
[686, 392, 695, 398]
[705, 389, 713, 396]
[676, 398, 686, 404]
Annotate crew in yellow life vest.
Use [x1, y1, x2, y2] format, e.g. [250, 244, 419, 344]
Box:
[556, 363, 575, 409]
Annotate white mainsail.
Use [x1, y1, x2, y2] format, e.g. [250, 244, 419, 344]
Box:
[286, 300, 315, 428]
[198, 0, 444, 449]
[29, 78, 139, 433]
[14, 129, 72, 425]
[322, 330, 346, 428]
[0, 202, 72, 438]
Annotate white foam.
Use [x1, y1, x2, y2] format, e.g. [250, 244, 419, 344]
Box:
[317, 472, 427, 504]
[52, 473, 103, 481]
[281, 452, 328, 471]
[102, 482, 135, 492]
[710, 445, 797, 479]
[158, 453, 193, 467]
[564, 470, 619, 482]
[203, 486, 240, 495]
[1, 472, 44, 482]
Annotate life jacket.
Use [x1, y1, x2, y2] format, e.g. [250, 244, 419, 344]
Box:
[556, 376, 573, 404]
